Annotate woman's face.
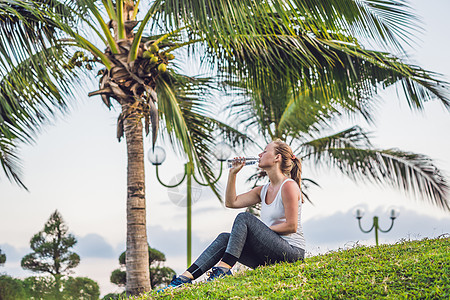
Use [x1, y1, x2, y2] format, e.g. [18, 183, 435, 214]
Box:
[258, 143, 278, 169]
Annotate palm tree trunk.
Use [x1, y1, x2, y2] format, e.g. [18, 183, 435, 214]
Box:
[123, 106, 151, 295]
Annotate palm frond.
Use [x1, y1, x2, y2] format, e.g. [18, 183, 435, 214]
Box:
[226, 28, 449, 111]
[160, 0, 418, 52]
[0, 135, 26, 189]
[227, 74, 380, 151]
[0, 45, 83, 143]
[0, 42, 89, 186]
[0, 0, 79, 64]
[297, 0, 419, 51]
[207, 118, 255, 148]
[228, 81, 359, 141]
[308, 146, 449, 211]
[174, 5, 445, 116]
[156, 73, 222, 197]
[156, 71, 252, 200]
[154, 1, 447, 117]
[317, 39, 450, 110]
[155, 78, 194, 154]
[300, 177, 322, 205]
[0, 1, 93, 187]
[301, 126, 372, 158]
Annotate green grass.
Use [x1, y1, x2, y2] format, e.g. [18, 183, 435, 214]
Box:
[134, 236, 449, 299]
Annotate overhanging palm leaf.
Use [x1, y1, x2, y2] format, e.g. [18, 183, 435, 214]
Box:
[156, 71, 252, 199]
[0, 44, 86, 186]
[231, 83, 371, 140]
[0, 137, 25, 189]
[1, 45, 81, 134]
[318, 39, 450, 110]
[0, 0, 86, 186]
[0, 0, 77, 63]
[157, 1, 433, 102]
[161, 0, 418, 53]
[300, 126, 372, 156]
[201, 11, 450, 163]
[217, 17, 450, 113]
[228, 75, 380, 148]
[302, 128, 449, 211]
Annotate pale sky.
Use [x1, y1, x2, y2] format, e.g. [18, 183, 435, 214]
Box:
[1, 1, 450, 297]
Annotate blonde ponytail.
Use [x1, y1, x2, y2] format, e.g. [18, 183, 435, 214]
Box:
[272, 139, 302, 188]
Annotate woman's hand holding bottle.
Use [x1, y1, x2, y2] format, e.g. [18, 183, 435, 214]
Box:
[228, 157, 246, 175]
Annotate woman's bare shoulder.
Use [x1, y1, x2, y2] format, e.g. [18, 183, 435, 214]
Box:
[281, 180, 300, 195]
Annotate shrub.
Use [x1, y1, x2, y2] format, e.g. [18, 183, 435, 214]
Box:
[64, 277, 100, 299]
[102, 292, 126, 300]
[0, 275, 27, 300]
[22, 276, 60, 300]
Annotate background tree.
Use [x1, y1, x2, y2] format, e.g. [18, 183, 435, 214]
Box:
[110, 246, 176, 289]
[21, 210, 80, 298]
[2, 0, 450, 295]
[0, 248, 5, 266]
[21, 210, 80, 276]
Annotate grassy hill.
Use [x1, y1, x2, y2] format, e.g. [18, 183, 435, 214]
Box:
[134, 236, 449, 299]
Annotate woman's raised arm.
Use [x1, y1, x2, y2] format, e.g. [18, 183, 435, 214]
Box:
[225, 161, 261, 208]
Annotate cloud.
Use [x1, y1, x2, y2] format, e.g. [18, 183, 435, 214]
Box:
[113, 242, 126, 256]
[0, 234, 117, 263]
[74, 233, 117, 258]
[0, 244, 29, 263]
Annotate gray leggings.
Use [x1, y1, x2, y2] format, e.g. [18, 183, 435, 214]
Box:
[187, 212, 305, 279]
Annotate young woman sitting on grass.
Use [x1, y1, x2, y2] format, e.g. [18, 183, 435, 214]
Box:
[159, 140, 306, 291]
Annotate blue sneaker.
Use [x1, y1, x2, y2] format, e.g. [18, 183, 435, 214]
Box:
[157, 275, 192, 292]
[207, 267, 232, 282]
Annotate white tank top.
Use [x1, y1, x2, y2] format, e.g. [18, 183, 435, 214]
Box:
[260, 178, 306, 249]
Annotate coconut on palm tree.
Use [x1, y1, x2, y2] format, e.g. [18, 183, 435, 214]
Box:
[1, 0, 449, 295]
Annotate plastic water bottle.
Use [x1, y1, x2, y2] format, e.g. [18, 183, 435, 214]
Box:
[227, 157, 259, 168]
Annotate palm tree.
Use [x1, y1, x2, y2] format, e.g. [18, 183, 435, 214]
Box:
[229, 81, 449, 211]
[1, 0, 449, 294]
[1, 0, 252, 294]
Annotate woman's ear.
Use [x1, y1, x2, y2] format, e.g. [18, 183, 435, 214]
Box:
[274, 153, 282, 163]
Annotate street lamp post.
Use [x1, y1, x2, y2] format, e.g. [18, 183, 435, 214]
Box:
[355, 208, 399, 246]
[147, 143, 232, 267]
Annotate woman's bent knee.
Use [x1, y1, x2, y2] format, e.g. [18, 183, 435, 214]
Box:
[236, 211, 254, 221]
[216, 232, 230, 242]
